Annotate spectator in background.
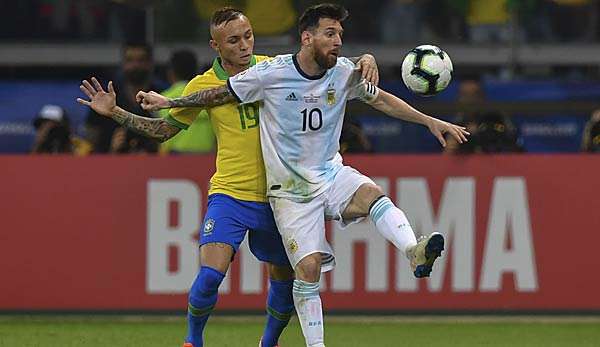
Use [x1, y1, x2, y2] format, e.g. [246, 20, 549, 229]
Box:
[515, 0, 553, 42]
[159, 50, 216, 154]
[31, 104, 91, 155]
[42, 0, 103, 39]
[85, 42, 163, 154]
[340, 115, 372, 154]
[581, 110, 600, 152]
[548, 0, 594, 42]
[244, 0, 296, 37]
[463, 0, 512, 43]
[427, 0, 468, 42]
[193, 0, 297, 40]
[379, 0, 424, 44]
[459, 112, 523, 153]
[108, 0, 150, 42]
[445, 78, 522, 154]
[444, 77, 484, 153]
[0, 2, 36, 40]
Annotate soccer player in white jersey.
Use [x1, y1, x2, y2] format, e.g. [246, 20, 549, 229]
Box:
[137, 4, 469, 346]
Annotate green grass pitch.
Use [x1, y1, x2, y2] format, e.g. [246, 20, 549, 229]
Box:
[1, 316, 599, 347]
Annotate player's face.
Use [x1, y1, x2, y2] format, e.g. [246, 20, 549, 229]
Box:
[310, 18, 343, 70]
[211, 16, 255, 68]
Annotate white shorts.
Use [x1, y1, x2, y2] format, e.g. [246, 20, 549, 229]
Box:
[269, 166, 375, 272]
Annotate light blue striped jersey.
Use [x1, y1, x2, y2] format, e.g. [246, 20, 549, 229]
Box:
[227, 54, 377, 201]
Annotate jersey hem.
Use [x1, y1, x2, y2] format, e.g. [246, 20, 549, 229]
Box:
[208, 188, 268, 203]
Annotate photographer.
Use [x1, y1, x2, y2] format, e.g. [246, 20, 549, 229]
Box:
[31, 104, 91, 155]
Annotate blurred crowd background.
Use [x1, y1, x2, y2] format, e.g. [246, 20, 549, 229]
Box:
[3, 0, 599, 44]
[2, 0, 600, 155]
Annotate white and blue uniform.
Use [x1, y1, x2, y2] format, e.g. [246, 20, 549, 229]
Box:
[227, 54, 379, 270]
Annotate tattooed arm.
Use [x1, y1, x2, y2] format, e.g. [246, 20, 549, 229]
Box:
[135, 85, 235, 111]
[110, 106, 180, 142]
[77, 77, 181, 142]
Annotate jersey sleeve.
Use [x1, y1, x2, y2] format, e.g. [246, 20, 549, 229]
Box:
[349, 78, 379, 104]
[346, 65, 379, 104]
[167, 77, 215, 130]
[226, 63, 265, 104]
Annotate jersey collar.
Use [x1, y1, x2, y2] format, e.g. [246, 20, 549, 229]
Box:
[212, 55, 258, 80]
[292, 54, 326, 80]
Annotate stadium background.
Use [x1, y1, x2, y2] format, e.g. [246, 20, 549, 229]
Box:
[1, 0, 599, 346]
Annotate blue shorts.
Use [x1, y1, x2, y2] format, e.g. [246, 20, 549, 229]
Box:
[199, 193, 290, 267]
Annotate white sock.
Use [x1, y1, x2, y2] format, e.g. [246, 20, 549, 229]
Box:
[369, 196, 417, 256]
[293, 279, 325, 347]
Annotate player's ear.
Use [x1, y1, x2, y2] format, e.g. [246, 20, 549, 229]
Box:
[209, 39, 219, 53]
[301, 31, 312, 47]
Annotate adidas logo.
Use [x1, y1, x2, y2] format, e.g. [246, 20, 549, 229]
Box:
[285, 92, 298, 101]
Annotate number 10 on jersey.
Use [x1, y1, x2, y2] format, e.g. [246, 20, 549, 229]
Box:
[301, 108, 323, 132]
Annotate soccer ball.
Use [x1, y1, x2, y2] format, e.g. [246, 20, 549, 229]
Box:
[401, 45, 453, 96]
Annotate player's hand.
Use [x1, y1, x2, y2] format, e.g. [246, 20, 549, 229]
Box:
[136, 90, 170, 111]
[427, 118, 470, 147]
[355, 54, 379, 86]
[77, 77, 117, 117]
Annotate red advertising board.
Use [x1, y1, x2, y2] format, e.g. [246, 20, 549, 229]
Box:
[1, 154, 599, 311]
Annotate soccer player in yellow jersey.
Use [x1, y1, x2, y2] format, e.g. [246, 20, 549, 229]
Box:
[77, 7, 378, 347]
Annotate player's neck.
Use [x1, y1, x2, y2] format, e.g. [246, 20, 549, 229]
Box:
[296, 49, 326, 77]
[220, 58, 249, 77]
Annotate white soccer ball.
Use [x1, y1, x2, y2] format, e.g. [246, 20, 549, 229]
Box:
[401, 45, 453, 96]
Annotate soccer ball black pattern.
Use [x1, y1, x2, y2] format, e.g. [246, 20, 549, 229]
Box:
[401, 45, 453, 96]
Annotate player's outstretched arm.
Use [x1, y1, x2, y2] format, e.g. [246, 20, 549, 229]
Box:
[369, 89, 470, 147]
[136, 85, 235, 111]
[77, 77, 180, 142]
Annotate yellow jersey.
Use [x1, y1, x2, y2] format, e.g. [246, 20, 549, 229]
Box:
[166, 55, 270, 202]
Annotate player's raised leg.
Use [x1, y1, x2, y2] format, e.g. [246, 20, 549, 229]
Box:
[342, 181, 444, 278]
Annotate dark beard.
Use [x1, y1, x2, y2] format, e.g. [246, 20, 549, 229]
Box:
[314, 50, 336, 70]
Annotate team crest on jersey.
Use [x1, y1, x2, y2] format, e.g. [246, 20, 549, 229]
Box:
[288, 238, 298, 254]
[204, 218, 215, 235]
[327, 84, 336, 105]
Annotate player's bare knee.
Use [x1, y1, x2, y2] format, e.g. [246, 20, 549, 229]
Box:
[200, 242, 234, 273]
[359, 184, 383, 209]
[268, 263, 295, 281]
[362, 183, 385, 202]
[295, 253, 322, 282]
[347, 183, 385, 216]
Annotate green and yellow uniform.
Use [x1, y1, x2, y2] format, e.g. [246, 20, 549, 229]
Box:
[166, 55, 270, 202]
[159, 81, 215, 154]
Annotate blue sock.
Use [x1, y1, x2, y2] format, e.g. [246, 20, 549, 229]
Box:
[185, 266, 225, 347]
[261, 278, 295, 347]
